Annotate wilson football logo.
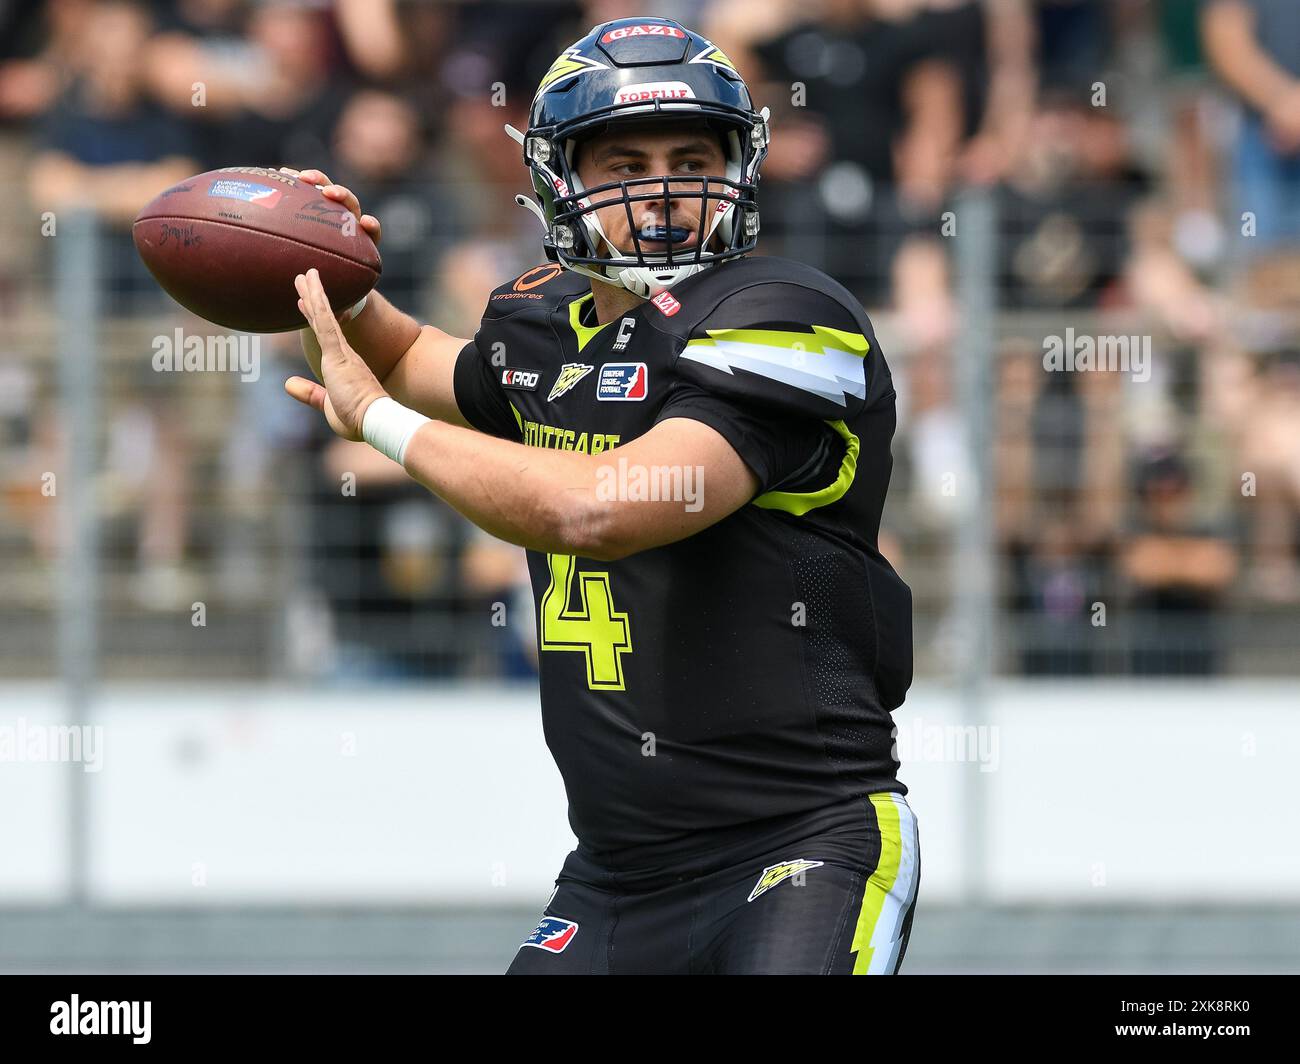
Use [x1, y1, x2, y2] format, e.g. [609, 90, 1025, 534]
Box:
[548, 363, 594, 401]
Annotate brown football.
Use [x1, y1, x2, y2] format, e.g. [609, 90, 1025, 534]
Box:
[132, 166, 382, 333]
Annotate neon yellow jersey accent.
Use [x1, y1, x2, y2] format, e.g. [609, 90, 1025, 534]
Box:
[752, 419, 859, 516]
[567, 293, 613, 352]
[685, 325, 869, 358]
[540, 553, 632, 691]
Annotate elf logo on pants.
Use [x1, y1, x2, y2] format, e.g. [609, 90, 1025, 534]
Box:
[747, 859, 824, 902]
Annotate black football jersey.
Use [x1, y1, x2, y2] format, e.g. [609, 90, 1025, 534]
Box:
[453, 255, 913, 869]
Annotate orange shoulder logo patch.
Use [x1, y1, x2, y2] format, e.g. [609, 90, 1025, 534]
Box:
[513, 264, 565, 292]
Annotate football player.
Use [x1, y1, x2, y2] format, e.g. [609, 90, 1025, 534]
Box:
[285, 16, 919, 975]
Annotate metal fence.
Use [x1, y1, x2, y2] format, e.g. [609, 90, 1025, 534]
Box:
[2, 179, 1297, 685]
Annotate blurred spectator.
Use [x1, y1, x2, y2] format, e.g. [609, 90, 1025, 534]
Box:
[1034, 0, 1111, 97]
[328, 89, 440, 316]
[146, 1, 349, 169]
[461, 525, 538, 681]
[998, 343, 1118, 676]
[1009, 517, 1110, 677]
[29, 1, 196, 220]
[995, 89, 1149, 310]
[1202, 0, 1300, 304]
[309, 425, 471, 682]
[712, 0, 979, 306]
[27, 0, 197, 310]
[0, 0, 91, 121]
[1237, 349, 1300, 602]
[1152, 0, 1228, 272]
[1121, 450, 1239, 675]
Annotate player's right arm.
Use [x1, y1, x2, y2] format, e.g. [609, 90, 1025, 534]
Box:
[285, 167, 474, 429]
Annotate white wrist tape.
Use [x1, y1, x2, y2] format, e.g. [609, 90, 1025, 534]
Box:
[341, 293, 368, 323]
[362, 397, 430, 466]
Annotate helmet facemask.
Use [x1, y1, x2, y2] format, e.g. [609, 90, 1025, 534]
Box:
[512, 111, 769, 299]
[544, 120, 765, 298]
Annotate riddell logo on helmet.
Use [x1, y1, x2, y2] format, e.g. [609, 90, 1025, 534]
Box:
[615, 82, 696, 105]
[651, 290, 681, 317]
[601, 24, 686, 44]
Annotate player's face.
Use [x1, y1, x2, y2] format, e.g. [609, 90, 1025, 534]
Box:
[574, 125, 728, 258]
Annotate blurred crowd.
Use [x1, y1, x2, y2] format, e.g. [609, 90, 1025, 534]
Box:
[1, 0, 1298, 680]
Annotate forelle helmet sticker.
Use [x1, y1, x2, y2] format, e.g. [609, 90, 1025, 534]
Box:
[613, 82, 696, 105]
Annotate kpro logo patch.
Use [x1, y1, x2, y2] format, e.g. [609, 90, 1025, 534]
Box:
[501, 368, 540, 391]
[522, 916, 579, 953]
[597, 362, 648, 401]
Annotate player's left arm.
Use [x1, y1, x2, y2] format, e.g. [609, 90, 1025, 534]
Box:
[286, 267, 757, 560]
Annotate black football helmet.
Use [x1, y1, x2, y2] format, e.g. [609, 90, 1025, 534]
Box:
[507, 17, 769, 298]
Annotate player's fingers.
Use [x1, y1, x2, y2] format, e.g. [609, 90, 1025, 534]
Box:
[322, 184, 362, 219]
[293, 168, 332, 187]
[294, 272, 331, 343]
[299, 269, 346, 353]
[284, 375, 326, 410]
[360, 214, 382, 245]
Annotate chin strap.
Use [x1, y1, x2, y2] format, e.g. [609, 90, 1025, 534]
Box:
[513, 193, 548, 230]
[506, 124, 551, 236]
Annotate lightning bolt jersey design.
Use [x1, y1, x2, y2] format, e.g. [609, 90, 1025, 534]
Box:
[453, 255, 913, 871]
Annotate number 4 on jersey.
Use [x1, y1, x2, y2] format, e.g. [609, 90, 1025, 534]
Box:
[540, 554, 633, 691]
